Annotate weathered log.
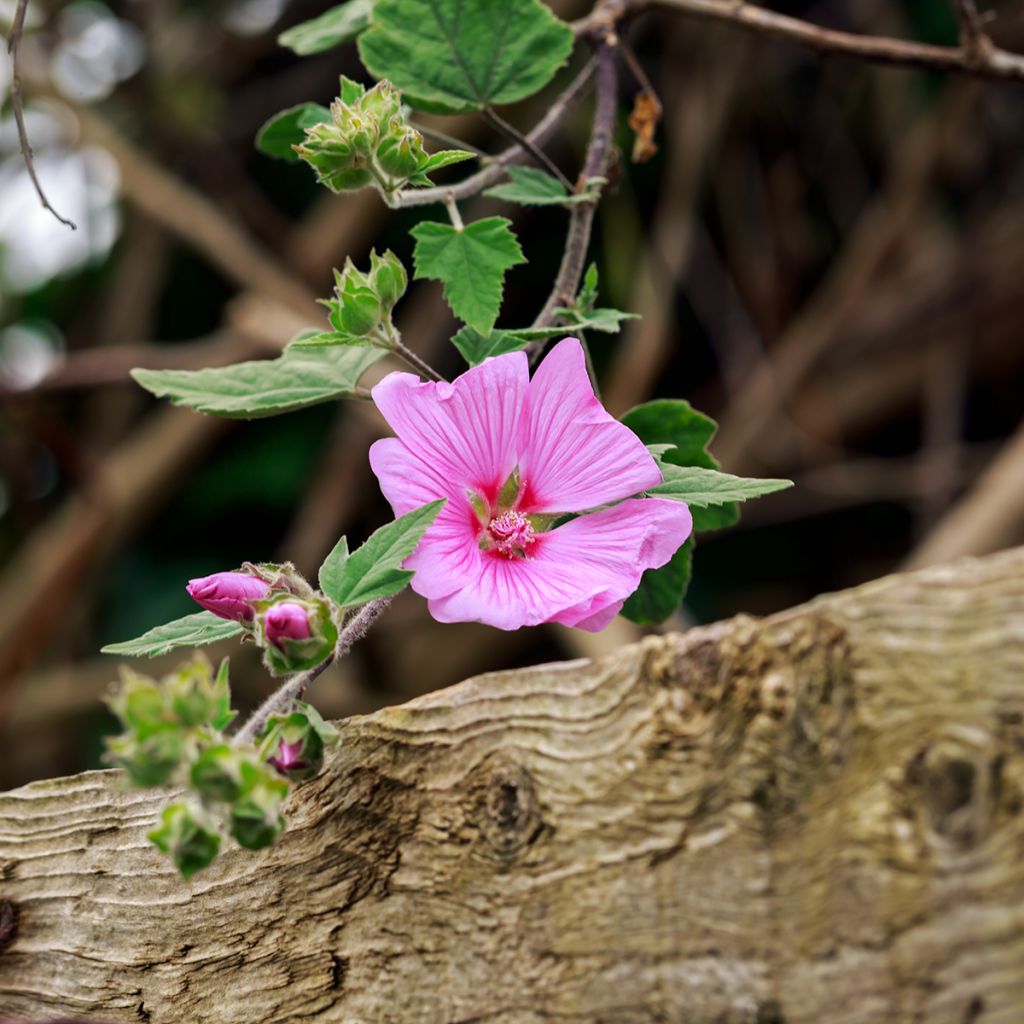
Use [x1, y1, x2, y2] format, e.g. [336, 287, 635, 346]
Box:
[2, 549, 1023, 1023]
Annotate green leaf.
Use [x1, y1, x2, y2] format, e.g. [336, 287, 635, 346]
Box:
[622, 399, 738, 531]
[554, 306, 637, 333]
[318, 535, 350, 603]
[420, 149, 477, 174]
[450, 308, 637, 367]
[278, 0, 374, 55]
[359, 0, 573, 113]
[648, 465, 793, 507]
[287, 330, 375, 349]
[131, 345, 385, 419]
[483, 165, 594, 206]
[255, 103, 331, 162]
[102, 612, 244, 658]
[411, 217, 525, 333]
[329, 500, 446, 607]
[621, 537, 694, 625]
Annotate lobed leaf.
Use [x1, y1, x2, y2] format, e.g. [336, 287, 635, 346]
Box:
[132, 345, 385, 419]
[483, 166, 595, 207]
[278, 0, 374, 55]
[411, 217, 525, 333]
[101, 612, 243, 658]
[359, 0, 574, 113]
[327, 500, 446, 607]
[255, 103, 331, 162]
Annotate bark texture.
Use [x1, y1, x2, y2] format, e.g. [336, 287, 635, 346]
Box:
[2, 549, 1024, 1023]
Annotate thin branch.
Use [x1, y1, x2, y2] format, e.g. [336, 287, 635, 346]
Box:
[573, 0, 1024, 84]
[391, 61, 594, 209]
[482, 105, 572, 190]
[390, 332, 446, 382]
[414, 123, 491, 160]
[530, 38, 619, 340]
[951, 0, 992, 64]
[5, 0, 76, 229]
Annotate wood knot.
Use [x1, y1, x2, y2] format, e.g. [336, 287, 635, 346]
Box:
[0, 899, 19, 953]
[907, 729, 1001, 847]
[476, 763, 543, 859]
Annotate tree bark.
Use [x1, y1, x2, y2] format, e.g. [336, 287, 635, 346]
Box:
[2, 549, 1023, 1023]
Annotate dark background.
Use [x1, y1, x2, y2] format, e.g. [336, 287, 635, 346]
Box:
[2, 0, 1022, 789]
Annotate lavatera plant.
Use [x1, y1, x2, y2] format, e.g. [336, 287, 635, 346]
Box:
[103, 0, 793, 878]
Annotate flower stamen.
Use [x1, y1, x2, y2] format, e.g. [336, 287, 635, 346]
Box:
[487, 510, 536, 558]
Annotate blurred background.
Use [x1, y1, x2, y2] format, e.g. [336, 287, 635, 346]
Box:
[1, 0, 1022, 790]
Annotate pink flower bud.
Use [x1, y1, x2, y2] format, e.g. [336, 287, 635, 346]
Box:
[268, 738, 307, 776]
[264, 602, 312, 648]
[186, 571, 270, 621]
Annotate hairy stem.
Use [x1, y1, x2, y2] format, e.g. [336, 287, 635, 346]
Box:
[235, 598, 393, 746]
[388, 326, 447, 382]
[529, 39, 619, 344]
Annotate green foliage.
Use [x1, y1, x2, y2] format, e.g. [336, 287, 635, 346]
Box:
[258, 702, 339, 782]
[621, 538, 693, 625]
[255, 103, 331, 161]
[647, 465, 793, 507]
[132, 344, 385, 419]
[277, 0, 373, 55]
[359, 0, 574, 113]
[411, 217, 525, 333]
[320, 499, 446, 607]
[229, 762, 290, 849]
[101, 611, 243, 658]
[318, 535, 349, 600]
[148, 802, 222, 880]
[483, 166, 597, 207]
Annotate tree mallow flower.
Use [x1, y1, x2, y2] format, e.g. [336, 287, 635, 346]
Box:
[263, 602, 312, 648]
[369, 337, 692, 631]
[186, 571, 270, 621]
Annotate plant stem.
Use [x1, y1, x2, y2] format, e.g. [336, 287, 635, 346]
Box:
[234, 598, 393, 746]
[387, 325, 447, 382]
[415, 123, 491, 161]
[529, 38, 619, 347]
[482, 106, 572, 190]
[444, 192, 464, 231]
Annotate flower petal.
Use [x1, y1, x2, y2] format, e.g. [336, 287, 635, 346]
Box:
[424, 498, 692, 632]
[371, 353, 528, 505]
[517, 338, 662, 513]
[369, 437, 458, 516]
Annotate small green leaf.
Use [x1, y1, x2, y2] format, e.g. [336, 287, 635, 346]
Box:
[411, 217, 525, 333]
[329, 500, 446, 607]
[255, 103, 331, 162]
[318, 535, 350, 603]
[554, 306, 637, 333]
[278, 0, 374, 55]
[648, 465, 793, 506]
[420, 149, 477, 174]
[622, 399, 738, 531]
[483, 165, 594, 206]
[132, 345, 385, 419]
[102, 612, 243, 658]
[621, 537, 694, 625]
[450, 326, 532, 365]
[288, 330, 374, 349]
[359, 0, 573, 113]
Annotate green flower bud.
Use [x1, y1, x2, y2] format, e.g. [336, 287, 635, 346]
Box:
[360, 80, 403, 124]
[252, 595, 337, 676]
[369, 249, 408, 310]
[376, 131, 425, 180]
[148, 801, 221, 879]
[107, 668, 166, 735]
[105, 728, 184, 787]
[190, 743, 247, 802]
[260, 703, 339, 782]
[164, 656, 235, 731]
[229, 761, 289, 850]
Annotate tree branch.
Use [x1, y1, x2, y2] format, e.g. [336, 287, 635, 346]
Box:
[482, 105, 572, 190]
[574, 0, 1024, 84]
[4, 0, 76, 229]
[391, 61, 594, 209]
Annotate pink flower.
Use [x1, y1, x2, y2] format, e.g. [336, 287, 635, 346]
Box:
[369, 337, 692, 631]
[264, 602, 312, 648]
[187, 571, 270, 621]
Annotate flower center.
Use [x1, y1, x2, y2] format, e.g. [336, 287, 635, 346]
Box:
[487, 509, 536, 558]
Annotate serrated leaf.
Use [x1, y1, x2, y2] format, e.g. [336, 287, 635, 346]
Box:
[278, 0, 374, 55]
[102, 612, 243, 658]
[483, 165, 593, 206]
[288, 330, 376, 349]
[132, 345, 385, 419]
[622, 399, 738, 531]
[411, 217, 524, 333]
[621, 537, 694, 625]
[648, 465, 793, 506]
[359, 0, 573, 113]
[420, 149, 476, 173]
[318, 535, 350, 604]
[255, 103, 331, 162]
[329, 500, 446, 607]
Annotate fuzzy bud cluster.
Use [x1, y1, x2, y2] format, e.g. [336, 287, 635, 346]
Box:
[294, 78, 429, 195]
[323, 249, 407, 339]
